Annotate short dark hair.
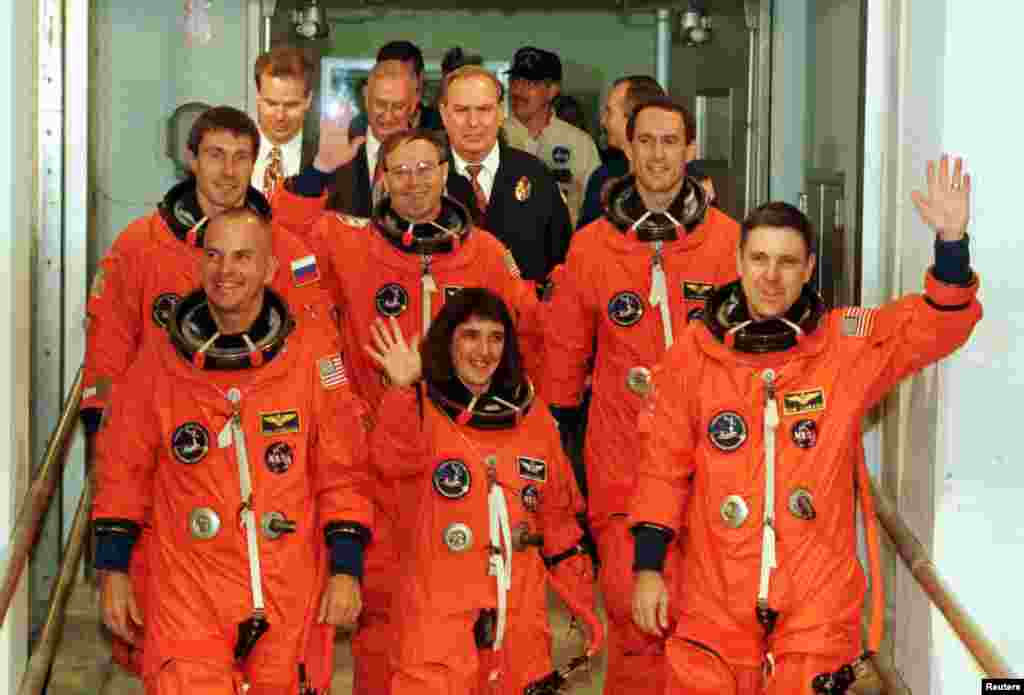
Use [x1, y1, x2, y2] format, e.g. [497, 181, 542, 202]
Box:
[377, 41, 425, 77]
[187, 106, 260, 160]
[442, 46, 483, 76]
[626, 96, 696, 146]
[421, 288, 524, 392]
[380, 128, 450, 169]
[740, 201, 817, 257]
[254, 45, 315, 95]
[615, 75, 665, 116]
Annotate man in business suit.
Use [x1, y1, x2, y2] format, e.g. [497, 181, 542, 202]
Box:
[326, 62, 418, 216]
[251, 45, 318, 197]
[439, 65, 572, 282]
[348, 40, 444, 138]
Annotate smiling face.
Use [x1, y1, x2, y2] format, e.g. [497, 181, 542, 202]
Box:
[738, 226, 816, 321]
[190, 129, 256, 218]
[255, 73, 312, 145]
[199, 211, 278, 333]
[629, 106, 694, 199]
[383, 137, 448, 223]
[449, 314, 506, 395]
[440, 74, 504, 163]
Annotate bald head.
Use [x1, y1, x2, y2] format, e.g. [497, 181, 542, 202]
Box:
[366, 62, 417, 141]
[200, 209, 279, 333]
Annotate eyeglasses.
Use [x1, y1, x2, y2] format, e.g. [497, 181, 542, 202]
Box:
[385, 160, 441, 183]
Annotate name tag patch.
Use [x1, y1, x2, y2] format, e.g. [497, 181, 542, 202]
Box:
[517, 456, 547, 482]
[682, 281, 714, 301]
[260, 409, 300, 435]
[782, 389, 826, 416]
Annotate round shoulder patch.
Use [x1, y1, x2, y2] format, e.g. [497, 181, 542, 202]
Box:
[432, 459, 471, 500]
[707, 411, 747, 452]
[608, 291, 645, 327]
[152, 292, 182, 329]
[375, 283, 409, 317]
[265, 441, 294, 474]
[171, 422, 210, 464]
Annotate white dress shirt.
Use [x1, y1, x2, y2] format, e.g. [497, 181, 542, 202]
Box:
[451, 142, 501, 201]
[366, 129, 382, 181]
[251, 128, 303, 191]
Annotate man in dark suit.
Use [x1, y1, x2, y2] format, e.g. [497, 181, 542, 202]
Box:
[251, 45, 320, 197]
[326, 62, 418, 216]
[348, 41, 444, 139]
[438, 65, 572, 282]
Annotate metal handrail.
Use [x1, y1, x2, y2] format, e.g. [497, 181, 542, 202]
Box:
[0, 366, 83, 630]
[17, 484, 90, 695]
[869, 474, 1015, 678]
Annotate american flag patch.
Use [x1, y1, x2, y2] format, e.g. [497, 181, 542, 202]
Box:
[318, 354, 348, 389]
[503, 250, 521, 278]
[841, 307, 876, 337]
[291, 255, 320, 287]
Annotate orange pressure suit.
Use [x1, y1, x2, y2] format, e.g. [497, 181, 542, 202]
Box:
[630, 268, 981, 694]
[92, 288, 373, 695]
[83, 180, 331, 673]
[540, 175, 739, 694]
[371, 375, 593, 695]
[307, 196, 542, 694]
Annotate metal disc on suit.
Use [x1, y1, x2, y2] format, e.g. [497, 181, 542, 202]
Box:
[189, 507, 221, 539]
[626, 366, 652, 396]
[443, 522, 473, 552]
[788, 488, 817, 520]
[720, 495, 749, 528]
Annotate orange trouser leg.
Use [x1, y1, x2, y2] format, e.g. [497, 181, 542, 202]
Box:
[145, 659, 240, 695]
[595, 517, 678, 695]
[664, 637, 762, 695]
[352, 523, 397, 695]
[392, 613, 479, 695]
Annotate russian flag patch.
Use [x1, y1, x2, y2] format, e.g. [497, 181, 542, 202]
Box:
[291, 255, 320, 287]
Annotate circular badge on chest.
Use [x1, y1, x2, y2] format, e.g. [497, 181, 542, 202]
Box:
[152, 292, 182, 329]
[608, 291, 645, 327]
[443, 522, 473, 552]
[265, 441, 293, 474]
[521, 484, 541, 513]
[707, 411, 748, 452]
[791, 419, 818, 449]
[375, 283, 409, 317]
[171, 422, 210, 464]
[432, 459, 472, 500]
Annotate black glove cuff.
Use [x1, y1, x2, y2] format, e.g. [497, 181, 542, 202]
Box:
[631, 522, 675, 572]
[93, 519, 141, 572]
[80, 407, 104, 436]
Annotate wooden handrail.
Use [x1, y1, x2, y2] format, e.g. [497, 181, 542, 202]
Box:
[17, 485, 90, 695]
[869, 474, 1015, 678]
[0, 366, 83, 630]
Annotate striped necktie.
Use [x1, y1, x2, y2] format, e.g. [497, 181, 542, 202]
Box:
[466, 163, 489, 216]
[263, 145, 283, 197]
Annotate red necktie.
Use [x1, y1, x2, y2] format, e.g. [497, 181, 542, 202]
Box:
[466, 164, 489, 216]
[263, 145, 283, 197]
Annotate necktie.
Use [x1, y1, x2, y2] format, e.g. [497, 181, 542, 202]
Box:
[466, 164, 489, 217]
[263, 145, 283, 197]
[371, 158, 385, 209]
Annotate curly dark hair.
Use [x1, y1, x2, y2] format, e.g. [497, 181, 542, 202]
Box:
[421, 288, 523, 392]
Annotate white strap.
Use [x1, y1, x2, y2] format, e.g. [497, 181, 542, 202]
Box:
[758, 369, 779, 603]
[224, 393, 266, 614]
[421, 254, 437, 336]
[487, 481, 512, 649]
[648, 241, 673, 350]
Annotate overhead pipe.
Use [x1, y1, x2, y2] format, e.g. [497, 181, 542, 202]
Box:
[743, 0, 759, 215]
[655, 8, 671, 91]
[0, 367, 82, 631]
[261, 0, 277, 53]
